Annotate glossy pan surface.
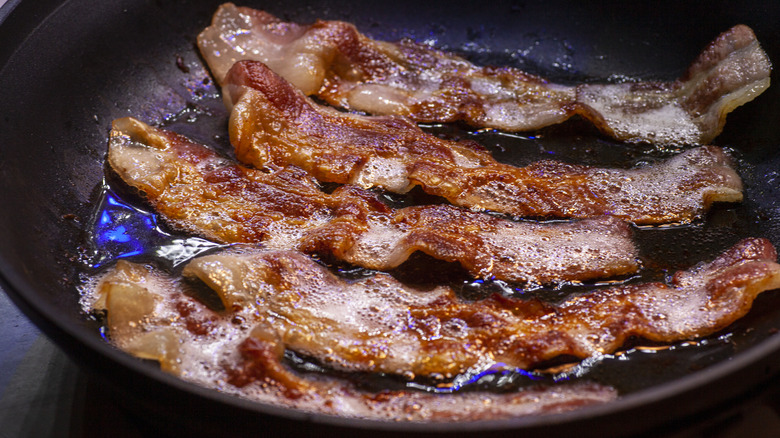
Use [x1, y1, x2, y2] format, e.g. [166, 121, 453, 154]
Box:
[1, 1, 779, 436]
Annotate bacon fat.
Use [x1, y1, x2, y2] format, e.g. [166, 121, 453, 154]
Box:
[198, 3, 771, 145]
[224, 60, 743, 224]
[107, 117, 638, 284]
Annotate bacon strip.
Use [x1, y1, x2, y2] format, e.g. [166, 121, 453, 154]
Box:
[224, 60, 743, 224]
[198, 3, 771, 145]
[180, 238, 780, 381]
[107, 117, 638, 284]
[88, 259, 618, 421]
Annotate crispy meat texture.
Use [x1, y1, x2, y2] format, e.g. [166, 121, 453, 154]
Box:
[107, 117, 638, 284]
[198, 3, 771, 145]
[224, 60, 743, 224]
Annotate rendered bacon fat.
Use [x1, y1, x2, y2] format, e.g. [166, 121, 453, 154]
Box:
[198, 3, 771, 145]
[107, 117, 638, 284]
[87, 258, 618, 421]
[225, 60, 743, 224]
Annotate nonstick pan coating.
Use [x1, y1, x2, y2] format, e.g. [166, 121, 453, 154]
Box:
[1, 1, 780, 436]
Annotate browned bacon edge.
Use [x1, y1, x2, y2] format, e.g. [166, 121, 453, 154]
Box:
[107, 117, 639, 284]
[197, 3, 771, 145]
[224, 60, 743, 224]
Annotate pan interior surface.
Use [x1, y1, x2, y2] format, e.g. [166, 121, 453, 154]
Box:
[0, 0, 779, 435]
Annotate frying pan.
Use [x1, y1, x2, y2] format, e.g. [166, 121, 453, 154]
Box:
[1, 0, 779, 436]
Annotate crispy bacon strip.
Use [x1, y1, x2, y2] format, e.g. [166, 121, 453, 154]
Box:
[180, 238, 780, 381]
[88, 259, 618, 421]
[198, 4, 771, 145]
[107, 117, 638, 283]
[224, 60, 743, 224]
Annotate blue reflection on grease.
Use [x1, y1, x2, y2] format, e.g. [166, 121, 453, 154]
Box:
[85, 184, 223, 269]
[408, 363, 542, 394]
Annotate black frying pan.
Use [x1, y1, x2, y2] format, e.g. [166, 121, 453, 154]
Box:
[1, 1, 780, 436]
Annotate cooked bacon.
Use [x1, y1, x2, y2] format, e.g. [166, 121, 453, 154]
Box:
[107, 117, 638, 284]
[197, 4, 771, 145]
[87, 258, 618, 421]
[224, 60, 743, 224]
[180, 238, 780, 381]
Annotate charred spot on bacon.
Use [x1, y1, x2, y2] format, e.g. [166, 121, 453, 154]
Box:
[198, 3, 771, 145]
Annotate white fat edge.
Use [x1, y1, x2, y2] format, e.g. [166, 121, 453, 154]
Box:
[708, 77, 771, 125]
[640, 285, 712, 336]
[306, 275, 449, 331]
[286, 273, 448, 361]
[479, 219, 636, 278]
[471, 75, 575, 130]
[405, 67, 447, 96]
[351, 156, 412, 193]
[638, 257, 780, 337]
[448, 147, 484, 169]
[588, 158, 698, 215]
[682, 40, 771, 114]
[107, 134, 170, 191]
[477, 221, 577, 266]
[352, 66, 444, 108]
[579, 84, 702, 144]
[203, 3, 324, 93]
[469, 75, 516, 99]
[468, 73, 575, 100]
[262, 210, 333, 251]
[482, 100, 571, 131]
[346, 84, 413, 115]
[346, 218, 411, 269]
[591, 147, 741, 217]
